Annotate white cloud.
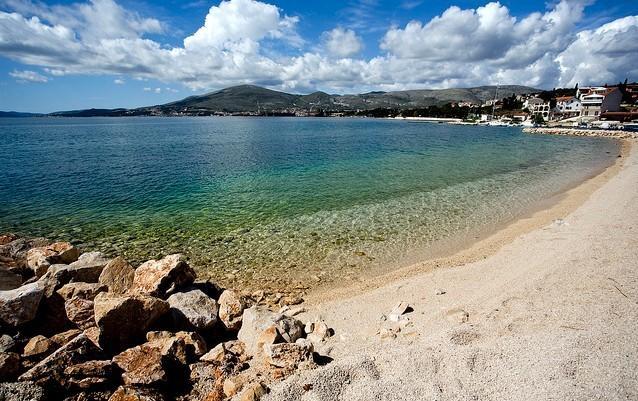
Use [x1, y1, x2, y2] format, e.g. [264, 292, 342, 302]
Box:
[0, 0, 635, 93]
[9, 69, 48, 82]
[322, 27, 363, 58]
[114, 78, 125, 84]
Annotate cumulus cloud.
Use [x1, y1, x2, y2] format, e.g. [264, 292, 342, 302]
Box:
[322, 27, 363, 58]
[9, 69, 47, 82]
[114, 78, 124, 84]
[0, 0, 635, 93]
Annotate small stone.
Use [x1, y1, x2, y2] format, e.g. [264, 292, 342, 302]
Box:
[50, 329, 82, 347]
[112, 344, 167, 386]
[388, 301, 410, 322]
[264, 340, 314, 371]
[98, 257, 135, 294]
[23, 335, 55, 358]
[239, 382, 267, 401]
[167, 290, 218, 331]
[435, 288, 446, 295]
[446, 308, 470, 324]
[130, 254, 196, 298]
[223, 375, 246, 397]
[218, 290, 245, 331]
[306, 320, 332, 344]
[0, 282, 44, 326]
[108, 386, 166, 401]
[200, 340, 246, 364]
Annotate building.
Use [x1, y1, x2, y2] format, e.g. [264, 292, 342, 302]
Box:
[552, 96, 581, 120]
[577, 87, 622, 118]
[524, 97, 551, 121]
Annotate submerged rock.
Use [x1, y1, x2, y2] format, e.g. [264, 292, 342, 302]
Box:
[0, 282, 44, 326]
[130, 254, 196, 299]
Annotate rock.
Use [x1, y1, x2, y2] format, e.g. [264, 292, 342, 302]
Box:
[0, 382, 47, 401]
[0, 237, 48, 262]
[70, 252, 111, 270]
[236, 308, 304, 356]
[0, 269, 22, 291]
[200, 340, 247, 364]
[50, 329, 82, 347]
[0, 352, 20, 380]
[306, 320, 332, 344]
[187, 363, 224, 401]
[388, 301, 410, 322]
[93, 293, 169, 354]
[446, 308, 469, 324]
[26, 242, 79, 277]
[0, 334, 16, 353]
[23, 335, 55, 358]
[19, 333, 104, 388]
[0, 282, 44, 326]
[130, 254, 195, 298]
[64, 360, 114, 390]
[190, 279, 223, 300]
[218, 290, 245, 331]
[223, 375, 246, 397]
[108, 386, 166, 401]
[57, 282, 107, 302]
[146, 331, 207, 358]
[0, 234, 17, 246]
[112, 344, 168, 386]
[167, 290, 218, 331]
[435, 288, 446, 295]
[264, 340, 314, 371]
[98, 257, 135, 294]
[65, 297, 97, 329]
[238, 382, 267, 401]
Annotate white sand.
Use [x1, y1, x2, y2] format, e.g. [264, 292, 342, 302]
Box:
[265, 140, 638, 401]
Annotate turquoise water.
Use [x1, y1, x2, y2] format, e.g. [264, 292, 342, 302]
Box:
[0, 117, 619, 289]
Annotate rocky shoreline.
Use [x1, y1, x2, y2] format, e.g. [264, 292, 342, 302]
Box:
[523, 127, 638, 139]
[0, 234, 334, 401]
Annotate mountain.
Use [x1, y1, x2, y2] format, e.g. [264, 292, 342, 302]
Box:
[49, 84, 539, 116]
[0, 111, 44, 117]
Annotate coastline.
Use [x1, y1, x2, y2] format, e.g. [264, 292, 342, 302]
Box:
[264, 138, 638, 400]
[305, 138, 631, 305]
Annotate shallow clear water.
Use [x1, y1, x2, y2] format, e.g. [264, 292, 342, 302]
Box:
[0, 117, 620, 289]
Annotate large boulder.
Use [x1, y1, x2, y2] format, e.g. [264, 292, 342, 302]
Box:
[0, 282, 44, 326]
[23, 335, 55, 359]
[237, 307, 304, 356]
[167, 290, 218, 332]
[218, 290, 245, 331]
[64, 359, 114, 391]
[93, 293, 169, 354]
[0, 237, 49, 266]
[130, 254, 196, 298]
[57, 283, 107, 330]
[146, 331, 207, 359]
[19, 333, 104, 388]
[26, 242, 79, 277]
[99, 257, 135, 294]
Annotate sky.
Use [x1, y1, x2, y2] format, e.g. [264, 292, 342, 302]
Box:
[0, 0, 637, 113]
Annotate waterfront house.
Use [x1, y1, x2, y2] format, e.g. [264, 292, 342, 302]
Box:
[524, 97, 551, 121]
[552, 96, 581, 120]
[578, 87, 622, 118]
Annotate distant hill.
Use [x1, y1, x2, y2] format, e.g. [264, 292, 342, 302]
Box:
[0, 111, 44, 117]
[47, 84, 539, 116]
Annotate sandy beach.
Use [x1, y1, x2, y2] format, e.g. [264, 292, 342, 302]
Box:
[264, 139, 638, 401]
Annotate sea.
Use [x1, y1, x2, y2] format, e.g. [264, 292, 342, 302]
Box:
[0, 117, 620, 290]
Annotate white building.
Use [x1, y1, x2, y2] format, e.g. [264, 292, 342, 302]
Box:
[552, 96, 581, 120]
[525, 97, 551, 121]
[576, 87, 622, 118]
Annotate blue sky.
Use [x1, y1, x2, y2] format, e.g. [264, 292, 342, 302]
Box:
[1, 0, 637, 113]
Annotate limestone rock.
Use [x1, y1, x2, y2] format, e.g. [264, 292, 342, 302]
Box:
[50, 329, 82, 347]
[130, 254, 195, 298]
[0, 334, 16, 353]
[112, 344, 168, 386]
[200, 340, 247, 364]
[237, 307, 277, 356]
[146, 331, 207, 358]
[167, 290, 218, 331]
[0, 382, 47, 401]
[388, 301, 410, 322]
[64, 360, 114, 390]
[98, 257, 134, 294]
[238, 382, 267, 401]
[108, 386, 166, 401]
[264, 339, 314, 371]
[274, 314, 304, 344]
[57, 282, 107, 302]
[0, 282, 44, 326]
[0, 237, 48, 262]
[23, 335, 55, 358]
[0, 352, 20, 380]
[65, 297, 97, 330]
[0, 234, 17, 246]
[218, 290, 245, 331]
[0, 269, 22, 291]
[19, 333, 104, 387]
[223, 375, 246, 397]
[305, 320, 332, 344]
[93, 293, 169, 354]
[26, 242, 79, 277]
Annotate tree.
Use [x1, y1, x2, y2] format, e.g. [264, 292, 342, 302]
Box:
[532, 114, 546, 125]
